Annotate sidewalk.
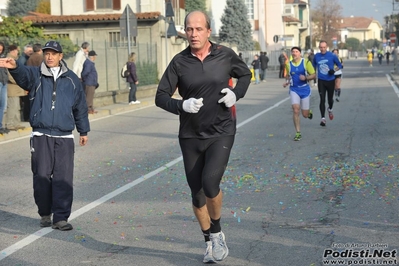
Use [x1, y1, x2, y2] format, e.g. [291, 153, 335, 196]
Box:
[0, 96, 156, 143]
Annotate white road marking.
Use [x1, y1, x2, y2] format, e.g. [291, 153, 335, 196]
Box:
[386, 74, 399, 98]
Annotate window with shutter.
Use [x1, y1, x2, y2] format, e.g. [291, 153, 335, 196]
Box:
[86, 0, 94, 11]
[113, 0, 121, 10]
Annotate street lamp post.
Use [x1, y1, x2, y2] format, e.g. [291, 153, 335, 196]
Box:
[164, 0, 177, 69]
[392, 0, 399, 74]
[308, 0, 312, 50]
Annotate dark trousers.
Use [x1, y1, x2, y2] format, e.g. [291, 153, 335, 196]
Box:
[21, 95, 30, 121]
[260, 68, 267, 80]
[128, 82, 137, 102]
[85, 85, 96, 111]
[317, 79, 335, 118]
[31, 135, 75, 223]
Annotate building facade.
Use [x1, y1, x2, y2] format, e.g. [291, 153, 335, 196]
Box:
[338, 16, 383, 44]
[205, 0, 311, 51]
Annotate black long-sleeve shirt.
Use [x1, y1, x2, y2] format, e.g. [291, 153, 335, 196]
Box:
[155, 42, 251, 139]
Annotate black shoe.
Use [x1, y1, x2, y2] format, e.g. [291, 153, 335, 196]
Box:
[320, 118, 326, 127]
[0, 128, 10, 134]
[52, 220, 73, 231]
[40, 215, 52, 227]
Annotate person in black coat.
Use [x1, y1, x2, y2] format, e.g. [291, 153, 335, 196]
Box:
[126, 52, 140, 104]
[259, 51, 269, 82]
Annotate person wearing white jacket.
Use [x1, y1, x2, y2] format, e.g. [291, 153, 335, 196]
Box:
[72, 42, 90, 79]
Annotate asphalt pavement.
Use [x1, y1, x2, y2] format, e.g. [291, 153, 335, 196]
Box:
[1, 61, 399, 266]
[0, 95, 158, 143]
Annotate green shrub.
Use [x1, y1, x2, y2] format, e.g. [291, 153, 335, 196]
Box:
[136, 61, 158, 86]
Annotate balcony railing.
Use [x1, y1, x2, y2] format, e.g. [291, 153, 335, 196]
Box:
[299, 20, 308, 29]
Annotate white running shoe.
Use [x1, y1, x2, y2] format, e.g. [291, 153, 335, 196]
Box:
[210, 231, 229, 261]
[203, 241, 215, 263]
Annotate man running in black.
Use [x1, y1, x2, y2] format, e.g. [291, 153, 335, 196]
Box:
[155, 10, 251, 263]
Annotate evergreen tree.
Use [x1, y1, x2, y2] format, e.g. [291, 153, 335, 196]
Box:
[219, 0, 253, 51]
[36, 0, 50, 14]
[7, 0, 39, 17]
[185, 0, 206, 13]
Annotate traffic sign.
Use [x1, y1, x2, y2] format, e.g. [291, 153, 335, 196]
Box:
[119, 4, 137, 38]
[390, 33, 396, 44]
[273, 35, 279, 43]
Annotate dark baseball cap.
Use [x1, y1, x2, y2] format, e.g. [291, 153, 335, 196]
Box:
[42, 41, 62, 53]
[88, 50, 97, 56]
[291, 46, 301, 53]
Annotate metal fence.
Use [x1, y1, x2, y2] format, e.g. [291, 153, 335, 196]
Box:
[65, 40, 158, 92]
[2, 38, 159, 93]
[239, 50, 290, 71]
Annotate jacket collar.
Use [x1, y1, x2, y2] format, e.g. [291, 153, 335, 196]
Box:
[40, 59, 69, 77]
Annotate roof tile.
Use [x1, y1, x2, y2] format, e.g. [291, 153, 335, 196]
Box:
[23, 12, 161, 24]
[338, 16, 373, 29]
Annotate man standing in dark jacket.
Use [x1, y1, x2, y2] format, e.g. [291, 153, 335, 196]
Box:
[259, 51, 269, 82]
[0, 40, 90, 231]
[81, 50, 99, 114]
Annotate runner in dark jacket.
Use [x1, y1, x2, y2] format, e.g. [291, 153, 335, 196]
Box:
[155, 10, 251, 263]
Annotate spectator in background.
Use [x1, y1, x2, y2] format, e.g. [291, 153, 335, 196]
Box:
[251, 54, 260, 84]
[19, 44, 34, 122]
[17, 44, 33, 66]
[278, 51, 288, 78]
[81, 50, 99, 114]
[126, 52, 140, 105]
[0, 42, 8, 134]
[259, 51, 269, 82]
[72, 41, 90, 79]
[6, 45, 26, 131]
[27, 43, 43, 67]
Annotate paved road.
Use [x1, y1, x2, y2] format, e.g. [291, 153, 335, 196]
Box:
[0, 58, 398, 266]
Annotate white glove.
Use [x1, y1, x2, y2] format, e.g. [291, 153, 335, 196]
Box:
[182, 97, 203, 113]
[218, 88, 236, 107]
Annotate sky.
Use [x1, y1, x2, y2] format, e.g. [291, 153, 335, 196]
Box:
[314, 0, 394, 25]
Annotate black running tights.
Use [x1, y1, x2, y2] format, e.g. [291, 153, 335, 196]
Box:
[318, 79, 335, 118]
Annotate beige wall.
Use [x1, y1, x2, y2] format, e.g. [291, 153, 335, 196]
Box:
[50, 0, 164, 15]
[265, 0, 285, 50]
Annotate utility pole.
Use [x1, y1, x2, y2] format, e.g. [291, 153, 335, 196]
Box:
[308, 0, 312, 50]
[393, 0, 399, 74]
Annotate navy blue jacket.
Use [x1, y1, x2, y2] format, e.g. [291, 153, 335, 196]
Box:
[9, 60, 90, 136]
[81, 58, 98, 87]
